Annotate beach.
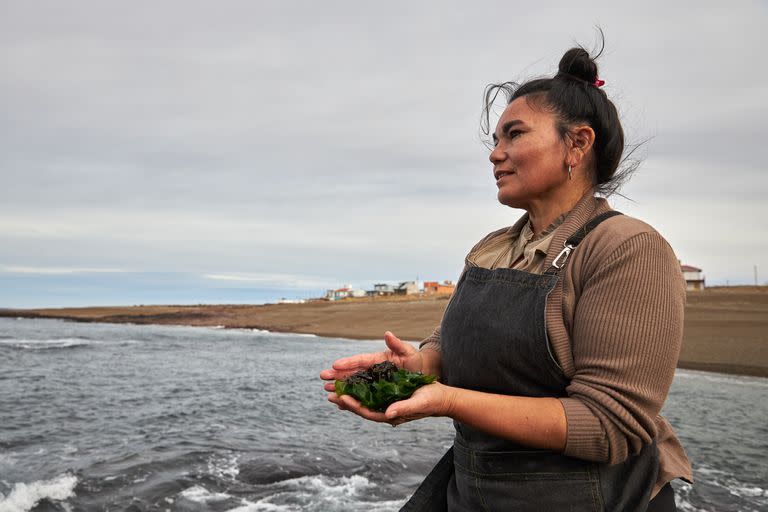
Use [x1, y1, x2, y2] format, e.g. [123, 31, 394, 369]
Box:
[2, 286, 767, 377]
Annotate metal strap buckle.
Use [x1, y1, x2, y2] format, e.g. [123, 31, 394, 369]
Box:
[551, 243, 574, 269]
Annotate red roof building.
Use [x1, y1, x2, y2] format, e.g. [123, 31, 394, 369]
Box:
[423, 280, 455, 295]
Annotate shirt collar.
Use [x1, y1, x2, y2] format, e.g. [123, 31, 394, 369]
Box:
[523, 213, 568, 243]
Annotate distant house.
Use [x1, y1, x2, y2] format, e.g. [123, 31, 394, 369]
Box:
[325, 284, 366, 300]
[325, 287, 351, 301]
[395, 281, 419, 295]
[681, 264, 705, 291]
[423, 280, 456, 295]
[368, 283, 395, 296]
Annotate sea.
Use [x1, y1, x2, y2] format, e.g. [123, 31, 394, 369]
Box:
[0, 318, 766, 512]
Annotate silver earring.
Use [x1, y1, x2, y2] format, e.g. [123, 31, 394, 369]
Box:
[568, 165, 572, 180]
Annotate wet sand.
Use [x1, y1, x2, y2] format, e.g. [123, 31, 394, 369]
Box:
[2, 287, 766, 377]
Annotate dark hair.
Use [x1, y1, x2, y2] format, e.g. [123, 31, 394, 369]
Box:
[482, 34, 637, 196]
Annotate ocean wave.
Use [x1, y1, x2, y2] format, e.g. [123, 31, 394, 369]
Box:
[0, 338, 92, 350]
[676, 499, 709, 512]
[0, 474, 77, 512]
[176, 475, 403, 512]
[250, 329, 317, 339]
[228, 502, 290, 512]
[684, 464, 768, 510]
[730, 484, 768, 498]
[0, 337, 142, 350]
[208, 452, 240, 480]
[179, 485, 233, 503]
[0, 453, 17, 468]
[235, 474, 403, 512]
[675, 369, 768, 387]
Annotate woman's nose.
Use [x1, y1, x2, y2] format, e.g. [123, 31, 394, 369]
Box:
[489, 146, 504, 164]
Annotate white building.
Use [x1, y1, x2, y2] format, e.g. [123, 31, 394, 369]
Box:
[681, 264, 705, 291]
[325, 284, 367, 300]
[395, 281, 419, 295]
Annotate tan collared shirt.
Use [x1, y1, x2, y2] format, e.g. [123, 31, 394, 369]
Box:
[467, 214, 567, 274]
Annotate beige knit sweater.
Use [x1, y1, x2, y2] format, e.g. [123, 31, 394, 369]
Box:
[421, 193, 693, 496]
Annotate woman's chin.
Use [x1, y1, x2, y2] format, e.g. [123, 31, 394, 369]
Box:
[497, 191, 525, 209]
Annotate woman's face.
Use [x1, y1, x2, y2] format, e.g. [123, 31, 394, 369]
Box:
[490, 97, 570, 209]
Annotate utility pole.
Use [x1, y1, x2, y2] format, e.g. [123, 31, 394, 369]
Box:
[755, 265, 758, 286]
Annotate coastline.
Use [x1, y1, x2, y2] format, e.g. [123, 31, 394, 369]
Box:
[2, 286, 767, 378]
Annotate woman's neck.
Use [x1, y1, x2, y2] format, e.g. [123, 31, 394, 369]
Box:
[526, 186, 593, 236]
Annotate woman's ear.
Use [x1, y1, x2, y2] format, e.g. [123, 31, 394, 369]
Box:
[568, 125, 596, 166]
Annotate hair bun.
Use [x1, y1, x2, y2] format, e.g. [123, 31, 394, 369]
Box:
[558, 48, 598, 83]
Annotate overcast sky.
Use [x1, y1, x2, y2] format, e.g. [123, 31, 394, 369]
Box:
[1, 1, 766, 307]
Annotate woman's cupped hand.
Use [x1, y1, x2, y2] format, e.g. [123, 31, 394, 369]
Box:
[319, 331, 453, 426]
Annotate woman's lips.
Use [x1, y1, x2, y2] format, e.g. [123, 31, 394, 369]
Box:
[495, 171, 515, 184]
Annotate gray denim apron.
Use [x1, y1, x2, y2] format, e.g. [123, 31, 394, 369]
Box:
[401, 212, 659, 512]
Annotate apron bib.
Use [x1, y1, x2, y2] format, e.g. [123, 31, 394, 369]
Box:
[401, 211, 658, 512]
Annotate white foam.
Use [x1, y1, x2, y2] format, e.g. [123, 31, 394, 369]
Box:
[729, 484, 768, 498]
[0, 338, 92, 350]
[676, 465, 767, 510]
[249, 329, 317, 339]
[0, 474, 77, 512]
[208, 453, 240, 480]
[227, 501, 291, 512]
[280, 474, 374, 496]
[223, 474, 404, 512]
[179, 485, 233, 503]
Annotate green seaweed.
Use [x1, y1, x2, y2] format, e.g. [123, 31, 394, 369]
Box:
[335, 361, 437, 412]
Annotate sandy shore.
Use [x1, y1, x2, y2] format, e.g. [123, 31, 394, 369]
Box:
[2, 287, 767, 377]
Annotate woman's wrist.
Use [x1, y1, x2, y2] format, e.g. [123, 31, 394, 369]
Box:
[418, 347, 442, 377]
[439, 383, 459, 418]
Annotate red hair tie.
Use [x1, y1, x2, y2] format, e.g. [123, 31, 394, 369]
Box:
[593, 79, 605, 87]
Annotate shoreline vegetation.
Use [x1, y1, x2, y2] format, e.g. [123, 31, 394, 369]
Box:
[2, 286, 766, 378]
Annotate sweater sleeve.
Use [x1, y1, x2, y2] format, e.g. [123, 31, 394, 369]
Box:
[558, 231, 686, 464]
[419, 325, 442, 352]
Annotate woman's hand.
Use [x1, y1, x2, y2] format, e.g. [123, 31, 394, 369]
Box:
[329, 381, 456, 427]
[319, 331, 424, 393]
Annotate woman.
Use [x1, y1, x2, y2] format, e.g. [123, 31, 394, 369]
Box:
[320, 43, 692, 511]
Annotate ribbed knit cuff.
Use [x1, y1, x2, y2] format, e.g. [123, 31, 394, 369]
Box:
[559, 397, 609, 462]
[418, 326, 441, 351]
[419, 339, 441, 353]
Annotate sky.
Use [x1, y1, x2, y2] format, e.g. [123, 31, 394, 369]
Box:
[1, 1, 767, 307]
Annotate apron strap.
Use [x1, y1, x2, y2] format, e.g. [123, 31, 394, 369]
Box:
[544, 210, 623, 275]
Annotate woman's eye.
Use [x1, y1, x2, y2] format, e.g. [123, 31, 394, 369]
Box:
[508, 130, 522, 139]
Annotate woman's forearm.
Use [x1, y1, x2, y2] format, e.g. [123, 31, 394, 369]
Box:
[445, 387, 568, 452]
[410, 349, 566, 452]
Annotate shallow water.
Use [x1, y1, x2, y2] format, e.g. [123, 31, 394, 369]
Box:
[0, 318, 766, 511]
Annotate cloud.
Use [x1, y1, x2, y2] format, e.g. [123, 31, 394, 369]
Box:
[1, 1, 767, 305]
[0, 265, 129, 275]
[203, 272, 339, 289]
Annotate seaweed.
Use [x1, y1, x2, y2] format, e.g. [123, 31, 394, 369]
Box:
[334, 361, 437, 412]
